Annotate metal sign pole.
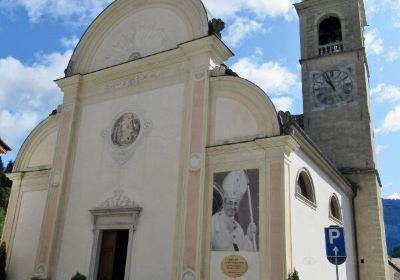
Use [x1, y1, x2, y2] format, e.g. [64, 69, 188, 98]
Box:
[335, 251, 339, 280]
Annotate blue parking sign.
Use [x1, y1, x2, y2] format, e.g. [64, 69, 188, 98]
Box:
[325, 226, 347, 265]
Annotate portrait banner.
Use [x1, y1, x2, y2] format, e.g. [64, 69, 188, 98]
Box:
[211, 169, 259, 252]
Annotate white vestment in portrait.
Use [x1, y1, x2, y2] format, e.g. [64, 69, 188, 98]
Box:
[212, 210, 254, 252]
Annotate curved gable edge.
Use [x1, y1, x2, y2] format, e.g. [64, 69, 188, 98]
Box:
[66, 0, 210, 76]
[14, 114, 61, 172]
[209, 76, 281, 146]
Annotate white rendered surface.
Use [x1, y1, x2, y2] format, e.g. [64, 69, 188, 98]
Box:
[7, 190, 48, 280]
[90, 8, 189, 72]
[55, 84, 184, 279]
[215, 97, 259, 142]
[27, 130, 57, 168]
[290, 150, 356, 280]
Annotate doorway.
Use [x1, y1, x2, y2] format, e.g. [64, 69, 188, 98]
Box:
[97, 230, 129, 280]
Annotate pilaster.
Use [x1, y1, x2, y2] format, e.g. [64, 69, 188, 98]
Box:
[177, 36, 233, 280]
[31, 75, 82, 280]
[261, 136, 299, 279]
[1, 172, 23, 267]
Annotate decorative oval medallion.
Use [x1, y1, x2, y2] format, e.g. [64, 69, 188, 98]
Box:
[189, 153, 202, 171]
[221, 255, 248, 278]
[111, 112, 141, 147]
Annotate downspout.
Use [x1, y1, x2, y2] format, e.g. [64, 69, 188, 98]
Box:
[351, 186, 361, 280]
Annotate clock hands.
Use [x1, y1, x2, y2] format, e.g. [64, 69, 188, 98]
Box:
[323, 73, 336, 91]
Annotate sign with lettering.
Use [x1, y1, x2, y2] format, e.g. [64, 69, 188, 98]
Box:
[221, 255, 248, 278]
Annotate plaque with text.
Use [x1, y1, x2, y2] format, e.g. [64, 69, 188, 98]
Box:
[221, 255, 248, 278]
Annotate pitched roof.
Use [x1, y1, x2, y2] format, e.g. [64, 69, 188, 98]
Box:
[0, 137, 11, 154]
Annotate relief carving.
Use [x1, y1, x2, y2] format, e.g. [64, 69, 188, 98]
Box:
[208, 18, 225, 38]
[97, 189, 139, 209]
[111, 112, 141, 147]
[103, 110, 152, 165]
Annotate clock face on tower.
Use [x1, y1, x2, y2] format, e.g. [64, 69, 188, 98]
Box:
[310, 65, 357, 109]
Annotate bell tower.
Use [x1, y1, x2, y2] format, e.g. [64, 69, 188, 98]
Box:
[295, 0, 389, 279]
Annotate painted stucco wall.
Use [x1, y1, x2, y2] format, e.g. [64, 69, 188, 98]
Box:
[55, 84, 185, 279]
[290, 150, 356, 280]
[214, 97, 259, 142]
[90, 8, 189, 73]
[7, 190, 48, 280]
[27, 130, 57, 168]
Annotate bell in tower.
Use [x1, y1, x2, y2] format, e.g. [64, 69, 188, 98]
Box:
[295, 0, 390, 279]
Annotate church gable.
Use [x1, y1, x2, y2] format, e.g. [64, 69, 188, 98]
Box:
[66, 0, 210, 75]
[13, 113, 60, 171]
[209, 76, 281, 146]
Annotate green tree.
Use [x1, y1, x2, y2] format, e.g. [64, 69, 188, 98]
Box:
[4, 162, 12, 174]
[0, 157, 4, 174]
[287, 269, 300, 280]
[0, 242, 6, 280]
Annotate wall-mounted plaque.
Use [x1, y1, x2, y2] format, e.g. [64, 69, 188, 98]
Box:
[221, 255, 248, 278]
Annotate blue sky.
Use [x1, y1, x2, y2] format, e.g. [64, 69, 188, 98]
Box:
[0, 0, 399, 199]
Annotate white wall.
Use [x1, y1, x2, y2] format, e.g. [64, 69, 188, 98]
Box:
[27, 130, 57, 168]
[7, 190, 48, 280]
[55, 84, 185, 279]
[290, 150, 357, 280]
[90, 8, 189, 72]
[214, 97, 259, 142]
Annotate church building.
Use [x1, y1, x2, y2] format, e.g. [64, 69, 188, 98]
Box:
[2, 0, 390, 279]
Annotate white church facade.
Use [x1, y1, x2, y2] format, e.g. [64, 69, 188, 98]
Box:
[2, 0, 390, 279]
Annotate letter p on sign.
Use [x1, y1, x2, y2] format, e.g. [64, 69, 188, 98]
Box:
[329, 228, 340, 244]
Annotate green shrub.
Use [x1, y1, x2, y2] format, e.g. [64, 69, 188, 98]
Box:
[287, 268, 300, 280]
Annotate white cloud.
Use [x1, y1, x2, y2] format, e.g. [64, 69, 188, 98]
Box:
[61, 36, 79, 49]
[0, 0, 112, 24]
[224, 18, 265, 47]
[254, 47, 263, 56]
[0, 0, 298, 24]
[364, 29, 384, 55]
[231, 57, 300, 96]
[371, 83, 400, 103]
[230, 56, 299, 112]
[365, 0, 400, 28]
[376, 145, 386, 155]
[203, 0, 297, 21]
[386, 47, 400, 62]
[388, 193, 400, 200]
[0, 110, 39, 148]
[0, 49, 71, 155]
[272, 97, 293, 111]
[377, 105, 400, 133]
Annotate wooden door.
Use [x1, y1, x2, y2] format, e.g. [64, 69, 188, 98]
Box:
[98, 230, 118, 280]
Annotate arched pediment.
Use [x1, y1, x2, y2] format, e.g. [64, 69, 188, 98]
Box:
[66, 0, 211, 75]
[14, 114, 60, 172]
[209, 76, 281, 146]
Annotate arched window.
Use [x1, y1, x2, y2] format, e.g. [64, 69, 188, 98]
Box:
[318, 16, 343, 55]
[329, 194, 342, 222]
[295, 169, 316, 206]
[319, 17, 342, 45]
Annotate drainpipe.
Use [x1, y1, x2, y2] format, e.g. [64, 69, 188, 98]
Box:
[351, 186, 361, 280]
